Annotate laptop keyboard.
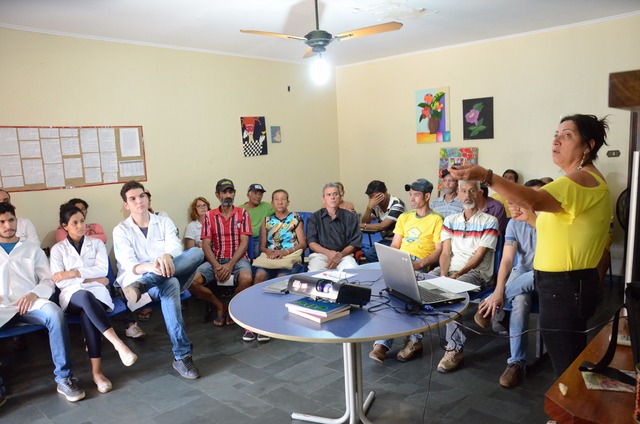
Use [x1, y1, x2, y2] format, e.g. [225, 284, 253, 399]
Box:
[418, 285, 450, 303]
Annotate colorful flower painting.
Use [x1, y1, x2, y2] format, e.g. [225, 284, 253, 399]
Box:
[438, 147, 479, 194]
[416, 87, 451, 143]
[463, 97, 494, 140]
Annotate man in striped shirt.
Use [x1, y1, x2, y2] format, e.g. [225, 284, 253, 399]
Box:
[190, 179, 254, 335]
[429, 180, 499, 373]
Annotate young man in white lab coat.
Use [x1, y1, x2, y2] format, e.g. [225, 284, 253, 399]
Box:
[113, 181, 203, 380]
[0, 202, 85, 402]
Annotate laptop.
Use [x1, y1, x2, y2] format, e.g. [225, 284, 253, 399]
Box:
[375, 243, 465, 306]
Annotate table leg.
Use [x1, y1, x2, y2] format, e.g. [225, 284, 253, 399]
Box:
[291, 343, 376, 423]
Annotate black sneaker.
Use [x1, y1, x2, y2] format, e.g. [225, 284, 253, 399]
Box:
[173, 356, 200, 380]
[56, 377, 85, 402]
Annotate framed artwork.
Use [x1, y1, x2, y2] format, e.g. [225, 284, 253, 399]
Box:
[241, 116, 267, 157]
[437, 147, 479, 193]
[463, 97, 494, 140]
[416, 87, 451, 143]
[270, 126, 281, 143]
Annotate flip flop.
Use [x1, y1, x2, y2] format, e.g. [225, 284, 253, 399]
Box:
[225, 315, 235, 326]
[137, 309, 152, 322]
[212, 317, 225, 327]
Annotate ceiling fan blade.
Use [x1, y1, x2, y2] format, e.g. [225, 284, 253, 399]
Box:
[302, 47, 317, 59]
[240, 29, 306, 41]
[334, 22, 403, 41]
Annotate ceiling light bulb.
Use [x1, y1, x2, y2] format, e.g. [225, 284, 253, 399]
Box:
[310, 55, 331, 84]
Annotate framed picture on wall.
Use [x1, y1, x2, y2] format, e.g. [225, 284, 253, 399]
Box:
[241, 116, 268, 157]
[416, 87, 451, 143]
[437, 147, 479, 194]
[463, 97, 494, 140]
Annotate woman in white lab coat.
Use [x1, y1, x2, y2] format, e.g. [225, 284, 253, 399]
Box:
[50, 203, 138, 394]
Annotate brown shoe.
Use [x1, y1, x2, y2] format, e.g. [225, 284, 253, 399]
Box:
[396, 338, 423, 362]
[368, 344, 388, 363]
[474, 308, 491, 329]
[499, 362, 524, 388]
[123, 282, 143, 303]
[437, 349, 464, 373]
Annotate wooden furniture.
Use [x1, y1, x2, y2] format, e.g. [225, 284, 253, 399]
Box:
[609, 70, 640, 283]
[544, 315, 635, 424]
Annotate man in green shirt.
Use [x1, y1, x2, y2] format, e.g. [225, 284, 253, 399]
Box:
[242, 183, 274, 257]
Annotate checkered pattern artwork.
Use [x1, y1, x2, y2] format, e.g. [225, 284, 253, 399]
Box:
[241, 116, 268, 157]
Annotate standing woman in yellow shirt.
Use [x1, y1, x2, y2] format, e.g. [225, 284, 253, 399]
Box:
[450, 114, 611, 377]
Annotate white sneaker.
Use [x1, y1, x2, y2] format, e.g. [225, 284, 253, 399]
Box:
[125, 323, 146, 339]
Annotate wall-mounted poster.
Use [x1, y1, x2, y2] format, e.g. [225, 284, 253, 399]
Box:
[416, 87, 451, 143]
[241, 116, 267, 157]
[437, 147, 479, 194]
[270, 126, 281, 143]
[463, 97, 494, 140]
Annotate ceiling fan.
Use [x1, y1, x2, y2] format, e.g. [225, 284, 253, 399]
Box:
[240, 0, 403, 58]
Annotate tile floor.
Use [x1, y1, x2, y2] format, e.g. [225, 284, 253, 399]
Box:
[0, 282, 624, 424]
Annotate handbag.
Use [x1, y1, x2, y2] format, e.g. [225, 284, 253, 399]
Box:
[252, 249, 303, 270]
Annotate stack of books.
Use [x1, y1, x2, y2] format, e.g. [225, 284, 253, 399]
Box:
[285, 297, 351, 323]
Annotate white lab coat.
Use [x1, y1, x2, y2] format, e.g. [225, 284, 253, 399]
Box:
[49, 236, 113, 312]
[113, 212, 183, 288]
[17, 218, 40, 245]
[0, 239, 55, 327]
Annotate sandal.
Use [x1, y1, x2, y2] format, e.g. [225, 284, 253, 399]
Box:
[137, 309, 152, 322]
[225, 315, 235, 326]
[212, 316, 225, 327]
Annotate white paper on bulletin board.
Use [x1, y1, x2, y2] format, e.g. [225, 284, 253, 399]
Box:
[0, 126, 146, 192]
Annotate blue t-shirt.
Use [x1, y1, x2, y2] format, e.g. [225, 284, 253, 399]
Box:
[0, 241, 19, 255]
[505, 219, 536, 273]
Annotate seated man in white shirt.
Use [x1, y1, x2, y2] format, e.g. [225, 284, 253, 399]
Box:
[0, 202, 84, 402]
[113, 181, 204, 380]
[430, 180, 499, 373]
[0, 189, 39, 244]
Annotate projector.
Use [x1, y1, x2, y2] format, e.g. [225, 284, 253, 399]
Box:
[287, 274, 371, 306]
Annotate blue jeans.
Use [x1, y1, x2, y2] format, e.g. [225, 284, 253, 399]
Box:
[374, 333, 422, 351]
[137, 248, 204, 359]
[364, 238, 392, 263]
[10, 302, 73, 383]
[501, 269, 535, 365]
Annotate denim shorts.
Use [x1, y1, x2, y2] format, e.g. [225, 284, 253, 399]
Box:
[196, 258, 252, 284]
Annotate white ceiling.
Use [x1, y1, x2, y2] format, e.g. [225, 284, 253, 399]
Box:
[1, 0, 639, 67]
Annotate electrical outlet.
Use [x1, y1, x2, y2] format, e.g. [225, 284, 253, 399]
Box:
[607, 150, 621, 157]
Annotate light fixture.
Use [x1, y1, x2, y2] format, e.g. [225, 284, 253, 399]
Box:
[310, 54, 331, 84]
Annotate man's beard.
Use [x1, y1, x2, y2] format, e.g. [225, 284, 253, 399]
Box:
[463, 200, 475, 210]
[221, 198, 233, 206]
[442, 187, 453, 195]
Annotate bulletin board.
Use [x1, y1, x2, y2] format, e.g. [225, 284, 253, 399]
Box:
[0, 126, 146, 192]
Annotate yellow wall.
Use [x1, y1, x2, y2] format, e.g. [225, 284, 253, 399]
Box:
[0, 28, 340, 252]
[335, 14, 640, 273]
[1, 15, 639, 272]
